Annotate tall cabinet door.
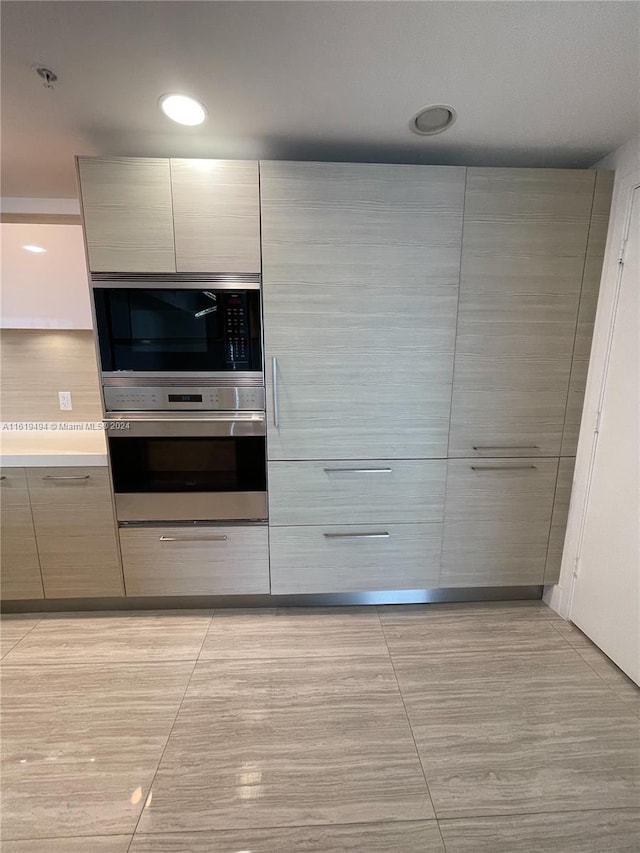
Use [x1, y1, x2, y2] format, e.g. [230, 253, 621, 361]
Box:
[171, 159, 261, 273]
[448, 169, 596, 458]
[77, 156, 175, 273]
[261, 162, 466, 460]
[0, 469, 44, 600]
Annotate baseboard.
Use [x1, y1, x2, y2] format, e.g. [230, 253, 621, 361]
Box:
[2, 586, 544, 613]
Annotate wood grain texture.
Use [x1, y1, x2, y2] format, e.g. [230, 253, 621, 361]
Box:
[439, 809, 640, 853]
[448, 387, 567, 458]
[450, 168, 595, 457]
[544, 457, 575, 583]
[267, 358, 453, 460]
[2, 838, 131, 853]
[440, 458, 558, 586]
[0, 330, 102, 422]
[0, 506, 44, 600]
[561, 171, 613, 455]
[26, 466, 123, 598]
[120, 525, 269, 596]
[130, 822, 445, 853]
[269, 522, 442, 594]
[0, 467, 29, 507]
[77, 156, 175, 273]
[392, 646, 640, 817]
[171, 159, 260, 273]
[261, 162, 465, 461]
[268, 459, 446, 525]
[134, 656, 434, 833]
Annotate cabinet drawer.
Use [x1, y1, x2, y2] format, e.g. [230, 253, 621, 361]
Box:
[269, 523, 442, 595]
[269, 460, 446, 526]
[0, 468, 30, 507]
[441, 458, 558, 587]
[120, 525, 270, 596]
[26, 467, 123, 598]
[0, 506, 44, 600]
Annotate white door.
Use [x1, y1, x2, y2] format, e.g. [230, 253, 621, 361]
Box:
[570, 185, 639, 685]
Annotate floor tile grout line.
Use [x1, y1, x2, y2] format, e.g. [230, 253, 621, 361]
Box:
[6, 805, 640, 845]
[545, 618, 639, 708]
[125, 614, 214, 853]
[0, 616, 46, 659]
[378, 616, 449, 853]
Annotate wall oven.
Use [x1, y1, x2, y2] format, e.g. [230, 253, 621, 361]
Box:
[91, 274, 264, 412]
[107, 413, 267, 523]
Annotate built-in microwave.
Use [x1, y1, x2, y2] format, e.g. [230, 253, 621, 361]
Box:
[91, 275, 263, 388]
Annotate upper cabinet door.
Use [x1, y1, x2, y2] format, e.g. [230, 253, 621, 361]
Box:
[171, 159, 260, 273]
[261, 161, 466, 460]
[77, 157, 176, 273]
[448, 168, 596, 458]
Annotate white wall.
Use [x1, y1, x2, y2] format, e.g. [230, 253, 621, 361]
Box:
[545, 133, 640, 619]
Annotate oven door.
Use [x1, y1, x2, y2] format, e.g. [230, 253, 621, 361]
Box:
[107, 414, 267, 522]
[93, 283, 262, 379]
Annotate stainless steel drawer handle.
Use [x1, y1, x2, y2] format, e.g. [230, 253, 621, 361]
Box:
[272, 356, 279, 429]
[323, 467, 392, 474]
[324, 532, 390, 539]
[473, 445, 539, 452]
[42, 475, 91, 481]
[159, 535, 228, 542]
[471, 465, 537, 471]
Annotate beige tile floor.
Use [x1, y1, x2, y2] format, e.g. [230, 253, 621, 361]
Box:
[1, 602, 638, 851]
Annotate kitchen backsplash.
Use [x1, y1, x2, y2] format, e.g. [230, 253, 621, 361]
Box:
[0, 329, 102, 422]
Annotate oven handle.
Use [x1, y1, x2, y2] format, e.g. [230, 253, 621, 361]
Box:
[159, 535, 228, 542]
[272, 356, 279, 429]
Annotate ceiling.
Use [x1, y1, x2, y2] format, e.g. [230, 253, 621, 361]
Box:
[2, 0, 639, 198]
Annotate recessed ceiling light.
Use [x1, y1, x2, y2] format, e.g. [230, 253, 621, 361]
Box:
[23, 244, 47, 253]
[410, 105, 457, 136]
[159, 94, 206, 126]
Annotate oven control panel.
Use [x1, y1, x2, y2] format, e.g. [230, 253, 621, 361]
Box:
[104, 385, 265, 412]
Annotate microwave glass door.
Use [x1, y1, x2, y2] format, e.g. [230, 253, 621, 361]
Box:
[109, 436, 266, 494]
[94, 288, 262, 373]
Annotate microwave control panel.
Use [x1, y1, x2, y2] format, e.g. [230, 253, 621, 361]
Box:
[223, 293, 250, 366]
[103, 385, 265, 412]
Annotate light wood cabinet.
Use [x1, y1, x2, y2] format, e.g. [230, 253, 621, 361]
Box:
[261, 161, 466, 460]
[441, 458, 558, 587]
[77, 157, 176, 273]
[561, 171, 614, 455]
[119, 525, 269, 596]
[448, 168, 597, 458]
[77, 156, 261, 274]
[171, 159, 260, 273]
[544, 457, 575, 583]
[26, 467, 123, 598]
[0, 469, 44, 599]
[269, 459, 446, 526]
[270, 523, 442, 595]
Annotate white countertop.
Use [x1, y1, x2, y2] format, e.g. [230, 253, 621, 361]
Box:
[0, 428, 109, 467]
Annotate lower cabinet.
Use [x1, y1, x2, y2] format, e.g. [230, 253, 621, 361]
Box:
[544, 458, 576, 584]
[269, 523, 442, 595]
[440, 458, 559, 586]
[120, 525, 270, 596]
[26, 467, 124, 598]
[0, 505, 44, 600]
